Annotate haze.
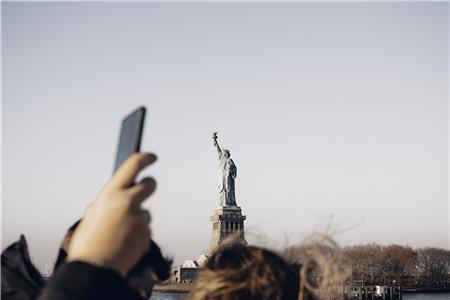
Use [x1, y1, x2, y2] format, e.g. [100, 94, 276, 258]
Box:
[2, 2, 448, 270]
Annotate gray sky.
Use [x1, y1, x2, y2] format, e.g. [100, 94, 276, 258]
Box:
[2, 2, 448, 270]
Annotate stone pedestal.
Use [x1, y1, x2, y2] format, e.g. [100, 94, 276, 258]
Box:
[208, 206, 247, 255]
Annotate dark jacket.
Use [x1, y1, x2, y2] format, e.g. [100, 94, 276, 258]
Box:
[1, 221, 172, 300]
[37, 261, 143, 300]
[1, 235, 46, 300]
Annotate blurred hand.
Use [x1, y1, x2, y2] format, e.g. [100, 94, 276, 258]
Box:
[67, 152, 157, 276]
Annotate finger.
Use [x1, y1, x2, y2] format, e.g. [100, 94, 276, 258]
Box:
[145, 227, 151, 244]
[136, 209, 151, 224]
[141, 227, 151, 253]
[134, 223, 151, 255]
[128, 177, 157, 209]
[84, 202, 96, 219]
[110, 153, 157, 189]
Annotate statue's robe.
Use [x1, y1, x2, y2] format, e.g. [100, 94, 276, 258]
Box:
[218, 155, 237, 206]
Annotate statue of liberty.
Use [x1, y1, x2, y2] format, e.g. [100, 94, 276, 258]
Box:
[212, 132, 237, 207]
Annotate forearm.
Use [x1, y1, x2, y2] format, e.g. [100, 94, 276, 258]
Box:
[37, 261, 142, 300]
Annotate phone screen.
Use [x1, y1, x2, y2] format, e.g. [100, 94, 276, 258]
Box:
[114, 107, 146, 172]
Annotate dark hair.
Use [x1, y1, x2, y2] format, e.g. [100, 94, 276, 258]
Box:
[187, 243, 316, 300]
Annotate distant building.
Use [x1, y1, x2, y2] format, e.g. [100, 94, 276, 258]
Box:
[196, 254, 208, 267]
[172, 266, 200, 283]
[182, 260, 198, 268]
[171, 255, 208, 283]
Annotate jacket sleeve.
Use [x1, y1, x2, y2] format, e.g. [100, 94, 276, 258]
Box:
[37, 261, 143, 300]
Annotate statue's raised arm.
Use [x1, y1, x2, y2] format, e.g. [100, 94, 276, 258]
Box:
[212, 132, 222, 157]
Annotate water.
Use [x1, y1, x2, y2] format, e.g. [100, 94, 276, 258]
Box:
[403, 293, 450, 300]
[150, 292, 187, 300]
[150, 292, 450, 300]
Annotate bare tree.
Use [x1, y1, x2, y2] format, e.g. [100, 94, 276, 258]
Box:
[416, 248, 450, 288]
[380, 245, 416, 287]
[343, 244, 384, 285]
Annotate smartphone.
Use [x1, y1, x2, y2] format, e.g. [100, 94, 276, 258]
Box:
[113, 107, 146, 172]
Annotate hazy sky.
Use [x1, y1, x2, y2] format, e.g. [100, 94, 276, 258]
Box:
[2, 2, 448, 270]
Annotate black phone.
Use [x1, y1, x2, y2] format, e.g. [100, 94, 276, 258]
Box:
[114, 107, 146, 172]
[113, 107, 172, 296]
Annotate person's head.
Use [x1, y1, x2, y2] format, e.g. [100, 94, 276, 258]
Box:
[223, 149, 230, 158]
[187, 243, 315, 300]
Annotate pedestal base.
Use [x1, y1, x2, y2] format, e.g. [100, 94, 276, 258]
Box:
[208, 206, 247, 255]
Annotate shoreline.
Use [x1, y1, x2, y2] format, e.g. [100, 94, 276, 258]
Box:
[153, 283, 192, 293]
[402, 288, 450, 294]
[152, 283, 450, 294]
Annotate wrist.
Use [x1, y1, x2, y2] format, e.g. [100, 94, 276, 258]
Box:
[67, 255, 126, 277]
